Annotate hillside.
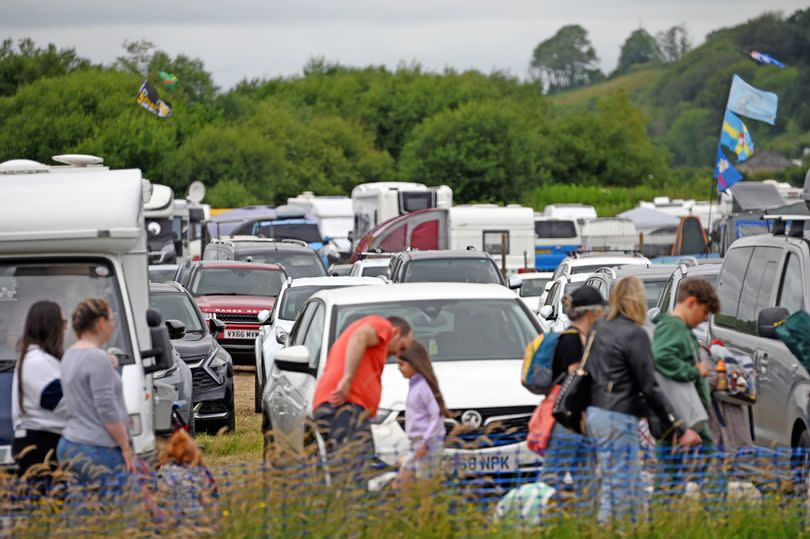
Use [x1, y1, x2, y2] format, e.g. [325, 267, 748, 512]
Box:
[549, 66, 665, 108]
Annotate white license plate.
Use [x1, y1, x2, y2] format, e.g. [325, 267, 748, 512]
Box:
[0, 445, 12, 465]
[224, 329, 259, 340]
[443, 452, 519, 475]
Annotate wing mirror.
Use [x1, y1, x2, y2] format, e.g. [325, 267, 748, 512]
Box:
[647, 307, 661, 322]
[142, 309, 175, 374]
[757, 307, 790, 339]
[508, 276, 523, 290]
[276, 329, 289, 345]
[258, 309, 272, 325]
[209, 318, 225, 337]
[274, 345, 311, 372]
[165, 319, 186, 340]
[538, 305, 554, 321]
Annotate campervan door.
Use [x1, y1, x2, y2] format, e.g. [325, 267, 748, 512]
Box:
[0, 157, 159, 461]
[448, 205, 535, 274]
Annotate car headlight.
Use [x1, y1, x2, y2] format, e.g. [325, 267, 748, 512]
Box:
[371, 408, 395, 425]
[205, 352, 229, 383]
[153, 364, 177, 379]
[201, 311, 216, 320]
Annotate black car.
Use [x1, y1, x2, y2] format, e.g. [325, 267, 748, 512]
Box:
[203, 237, 327, 279]
[149, 281, 236, 433]
[385, 249, 522, 289]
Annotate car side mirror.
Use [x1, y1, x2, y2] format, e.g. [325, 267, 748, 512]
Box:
[539, 305, 554, 320]
[647, 307, 661, 322]
[274, 345, 310, 372]
[508, 276, 523, 290]
[165, 319, 186, 340]
[209, 318, 226, 337]
[257, 309, 271, 325]
[143, 309, 175, 374]
[276, 329, 289, 345]
[757, 307, 790, 339]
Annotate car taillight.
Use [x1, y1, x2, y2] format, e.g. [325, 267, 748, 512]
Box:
[517, 268, 532, 274]
[192, 255, 201, 262]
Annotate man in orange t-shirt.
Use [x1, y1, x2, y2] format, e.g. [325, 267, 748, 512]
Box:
[313, 315, 412, 457]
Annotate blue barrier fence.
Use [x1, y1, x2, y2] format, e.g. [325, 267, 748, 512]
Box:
[4, 434, 810, 537]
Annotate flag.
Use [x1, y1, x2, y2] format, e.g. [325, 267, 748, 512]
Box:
[720, 110, 754, 162]
[714, 145, 743, 192]
[159, 71, 179, 91]
[750, 51, 785, 68]
[135, 80, 173, 119]
[727, 74, 779, 125]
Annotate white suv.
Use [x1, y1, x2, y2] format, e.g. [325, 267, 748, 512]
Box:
[263, 283, 542, 478]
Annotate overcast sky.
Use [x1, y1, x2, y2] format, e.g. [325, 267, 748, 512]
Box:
[1, 1, 806, 88]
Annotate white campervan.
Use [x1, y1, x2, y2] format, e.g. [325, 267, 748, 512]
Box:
[351, 182, 452, 246]
[0, 155, 174, 463]
[542, 204, 597, 221]
[287, 192, 354, 255]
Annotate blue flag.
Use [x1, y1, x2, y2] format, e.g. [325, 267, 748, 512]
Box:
[720, 110, 754, 162]
[750, 51, 785, 68]
[727, 74, 779, 125]
[714, 145, 743, 192]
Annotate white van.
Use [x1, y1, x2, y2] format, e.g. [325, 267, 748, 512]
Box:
[0, 155, 175, 462]
[542, 204, 597, 221]
[579, 217, 639, 252]
[351, 182, 452, 246]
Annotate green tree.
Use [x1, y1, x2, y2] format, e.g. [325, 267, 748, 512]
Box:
[616, 29, 662, 74]
[0, 38, 92, 97]
[656, 25, 692, 63]
[399, 100, 551, 202]
[530, 25, 601, 93]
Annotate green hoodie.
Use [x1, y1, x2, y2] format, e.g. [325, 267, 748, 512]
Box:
[652, 313, 713, 446]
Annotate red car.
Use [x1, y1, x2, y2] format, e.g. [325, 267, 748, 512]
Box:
[186, 260, 287, 363]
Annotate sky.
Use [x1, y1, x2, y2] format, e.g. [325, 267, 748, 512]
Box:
[1, 1, 806, 88]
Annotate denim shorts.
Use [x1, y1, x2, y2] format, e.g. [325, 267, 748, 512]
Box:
[57, 437, 125, 485]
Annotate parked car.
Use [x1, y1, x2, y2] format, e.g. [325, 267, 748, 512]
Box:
[537, 272, 593, 333]
[148, 263, 179, 283]
[150, 325, 193, 436]
[263, 283, 543, 481]
[550, 252, 650, 282]
[517, 271, 553, 312]
[708, 222, 810, 448]
[349, 257, 391, 278]
[150, 281, 236, 433]
[583, 265, 677, 310]
[385, 249, 522, 289]
[253, 276, 385, 412]
[186, 260, 287, 364]
[203, 236, 327, 279]
[533, 216, 581, 271]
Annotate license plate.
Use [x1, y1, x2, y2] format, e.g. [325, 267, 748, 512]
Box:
[224, 329, 259, 340]
[0, 445, 12, 465]
[536, 249, 552, 254]
[443, 452, 519, 475]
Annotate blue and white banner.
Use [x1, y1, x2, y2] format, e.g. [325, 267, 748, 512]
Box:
[727, 74, 778, 125]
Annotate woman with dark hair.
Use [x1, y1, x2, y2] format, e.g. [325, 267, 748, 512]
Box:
[11, 301, 67, 477]
[395, 341, 448, 486]
[57, 298, 134, 484]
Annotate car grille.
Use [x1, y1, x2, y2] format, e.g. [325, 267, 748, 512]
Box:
[199, 400, 229, 414]
[396, 405, 534, 448]
[192, 367, 220, 393]
[181, 353, 208, 365]
[215, 313, 259, 324]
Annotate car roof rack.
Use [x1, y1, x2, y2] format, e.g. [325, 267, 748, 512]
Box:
[763, 214, 810, 238]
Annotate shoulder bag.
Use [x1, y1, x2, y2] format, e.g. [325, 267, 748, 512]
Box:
[551, 331, 595, 434]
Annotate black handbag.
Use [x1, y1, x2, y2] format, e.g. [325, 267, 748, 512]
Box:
[551, 331, 596, 434]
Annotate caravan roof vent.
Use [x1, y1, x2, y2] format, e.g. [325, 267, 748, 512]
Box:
[52, 154, 104, 167]
[0, 159, 49, 174]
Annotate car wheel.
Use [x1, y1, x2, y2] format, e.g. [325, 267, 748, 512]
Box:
[225, 380, 236, 433]
[187, 413, 196, 438]
[254, 363, 263, 414]
[792, 428, 810, 489]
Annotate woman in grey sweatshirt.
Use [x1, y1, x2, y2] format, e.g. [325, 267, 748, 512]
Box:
[57, 298, 134, 484]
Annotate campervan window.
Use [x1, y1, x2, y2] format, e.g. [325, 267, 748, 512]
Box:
[535, 220, 577, 239]
[0, 259, 132, 366]
[399, 192, 434, 213]
[254, 222, 322, 243]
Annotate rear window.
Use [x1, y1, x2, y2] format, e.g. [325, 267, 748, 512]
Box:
[403, 258, 502, 284]
[254, 222, 323, 244]
[535, 221, 577, 239]
[237, 251, 326, 278]
[520, 277, 550, 297]
[361, 266, 387, 278]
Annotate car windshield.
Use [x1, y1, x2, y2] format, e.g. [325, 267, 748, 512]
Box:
[520, 277, 550, 297]
[150, 293, 205, 333]
[333, 299, 538, 362]
[237, 252, 326, 278]
[146, 218, 176, 250]
[254, 222, 323, 244]
[148, 266, 177, 283]
[535, 221, 576, 239]
[403, 259, 502, 284]
[0, 260, 132, 364]
[190, 267, 285, 297]
[361, 266, 387, 278]
[643, 279, 669, 309]
[280, 285, 355, 321]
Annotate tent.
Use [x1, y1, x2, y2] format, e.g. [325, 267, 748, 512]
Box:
[618, 206, 680, 233]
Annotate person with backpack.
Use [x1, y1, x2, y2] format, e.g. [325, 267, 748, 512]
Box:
[539, 286, 605, 498]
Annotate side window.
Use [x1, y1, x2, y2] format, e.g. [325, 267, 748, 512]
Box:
[736, 246, 781, 334]
[303, 303, 326, 367]
[544, 283, 559, 307]
[778, 253, 805, 314]
[659, 276, 674, 313]
[290, 302, 317, 347]
[715, 247, 754, 329]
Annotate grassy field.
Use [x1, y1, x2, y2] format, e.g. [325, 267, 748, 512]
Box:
[548, 66, 664, 108]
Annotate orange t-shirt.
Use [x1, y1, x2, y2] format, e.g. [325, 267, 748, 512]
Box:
[312, 315, 393, 416]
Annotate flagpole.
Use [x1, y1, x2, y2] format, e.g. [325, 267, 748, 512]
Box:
[708, 78, 735, 249]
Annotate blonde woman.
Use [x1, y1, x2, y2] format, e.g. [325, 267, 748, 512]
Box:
[585, 276, 700, 524]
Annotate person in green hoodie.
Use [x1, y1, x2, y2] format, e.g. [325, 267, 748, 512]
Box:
[652, 277, 720, 496]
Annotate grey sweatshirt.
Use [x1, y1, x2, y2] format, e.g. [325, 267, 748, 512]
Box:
[60, 347, 129, 448]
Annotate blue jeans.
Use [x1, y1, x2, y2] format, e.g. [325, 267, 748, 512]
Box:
[586, 407, 643, 525]
[540, 422, 594, 498]
[57, 437, 126, 485]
